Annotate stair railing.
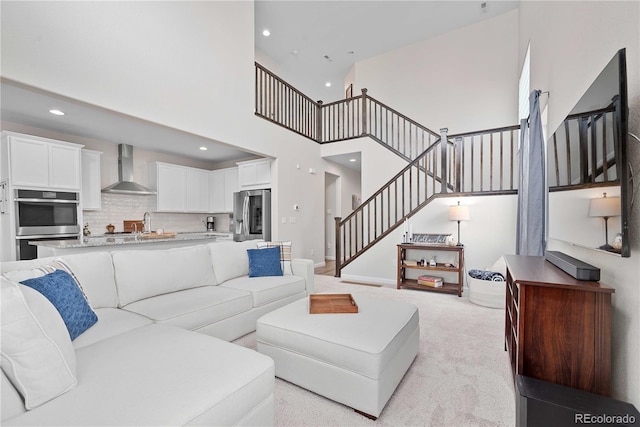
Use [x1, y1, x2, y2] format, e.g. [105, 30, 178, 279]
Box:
[334, 136, 448, 274]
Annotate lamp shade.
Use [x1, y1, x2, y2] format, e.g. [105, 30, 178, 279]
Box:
[589, 194, 620, 218]
[449, 203, 470, 221]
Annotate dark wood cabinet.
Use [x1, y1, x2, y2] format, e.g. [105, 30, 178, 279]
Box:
[397, 244, 464, 297]
[504, 255, 614, 396]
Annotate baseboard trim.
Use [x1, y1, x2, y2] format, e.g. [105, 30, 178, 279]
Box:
[314, 261, 326, 268]
[340, 274, 396, 288]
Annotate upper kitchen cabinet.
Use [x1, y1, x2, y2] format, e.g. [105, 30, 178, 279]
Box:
[237, 158, 271, 190]
[81, 149, 103, 210]
[209, 167, 238, 213]
[151, 162, 187, 212]
[186, 168, 210, 213]
[2, 132, 83, 190]
[150, 162, 210, 213]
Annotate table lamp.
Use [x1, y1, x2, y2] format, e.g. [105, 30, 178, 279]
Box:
[589, 192, 620, 250]
[449, 201, 470, 246]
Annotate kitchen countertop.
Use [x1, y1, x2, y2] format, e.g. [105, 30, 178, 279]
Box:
[30, 232, 231, 249]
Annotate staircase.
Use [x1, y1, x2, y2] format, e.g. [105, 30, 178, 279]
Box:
[254, 62, 621, 277]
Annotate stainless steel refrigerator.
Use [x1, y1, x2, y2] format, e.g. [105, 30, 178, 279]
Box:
[233, 189, 271, 241]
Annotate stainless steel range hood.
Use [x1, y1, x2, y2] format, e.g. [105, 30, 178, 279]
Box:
[101, 144, 156, 195]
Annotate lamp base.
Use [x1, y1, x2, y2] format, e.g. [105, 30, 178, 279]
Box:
[598, 243, 615, 251]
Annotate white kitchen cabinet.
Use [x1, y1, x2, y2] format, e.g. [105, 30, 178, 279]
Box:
[151, 162, 212, 213]
[209, 167, 238, 213]
[81, 150, 102, 210]
[151, 162, 187, 212]
[5, 133, 82, 190]
[186, 168, 210, 213]
[237, 159, 271, 189]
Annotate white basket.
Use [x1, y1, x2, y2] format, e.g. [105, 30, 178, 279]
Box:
[468, 276, 505, 309]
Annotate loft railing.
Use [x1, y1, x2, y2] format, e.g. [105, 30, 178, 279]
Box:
[449, 125, 521, 194]
[547, 104, 619, 189]
[255, 63, 319, 141]
[255, 62, 440, 161]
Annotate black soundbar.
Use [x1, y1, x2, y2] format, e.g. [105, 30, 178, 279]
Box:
[544, 251, 600, 281]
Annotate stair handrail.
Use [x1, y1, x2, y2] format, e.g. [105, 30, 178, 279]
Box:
[334, 136, 449, 274]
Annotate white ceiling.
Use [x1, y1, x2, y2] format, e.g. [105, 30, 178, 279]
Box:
[1, 1, 519, 166]
[255, 1, 519, 101]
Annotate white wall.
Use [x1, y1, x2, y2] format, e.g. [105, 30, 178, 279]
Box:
[0, 1, 326, 264]
[352, 9, 520, 134]
[519, 0, 640, 407]
[342, 195, 518, 287]
[331, 10, 522, 284]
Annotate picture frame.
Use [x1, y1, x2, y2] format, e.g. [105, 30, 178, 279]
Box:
[345, 83, 353, 99]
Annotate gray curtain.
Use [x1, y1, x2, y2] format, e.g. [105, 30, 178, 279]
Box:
[516, 90, 547, 256]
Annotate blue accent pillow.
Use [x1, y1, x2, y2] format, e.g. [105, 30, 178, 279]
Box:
[247, 246, 283, 277]
[20, 269, 98, 340]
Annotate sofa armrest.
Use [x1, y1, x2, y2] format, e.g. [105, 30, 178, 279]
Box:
[291, 259, 314, 295]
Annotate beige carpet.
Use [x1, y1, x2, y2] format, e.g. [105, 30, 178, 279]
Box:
[233, 275, 515, 426]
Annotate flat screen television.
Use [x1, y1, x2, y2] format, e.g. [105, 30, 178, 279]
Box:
[547, 48, 630, 257]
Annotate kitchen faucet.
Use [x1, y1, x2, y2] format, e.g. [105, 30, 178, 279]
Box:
[143, 212, 151, 234]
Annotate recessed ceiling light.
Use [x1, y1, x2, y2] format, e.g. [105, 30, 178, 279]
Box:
[262, 29, 271, 37]
[325, 82, 332, 87]
[349, 158, 357, 162]
[347, 51, 355, 55]
[49, 109, 65, 116]
[291, 49, 298, 55]
[199, 146, 208, 151]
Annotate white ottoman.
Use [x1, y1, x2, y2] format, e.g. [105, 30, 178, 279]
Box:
[256, 294, 419, 419]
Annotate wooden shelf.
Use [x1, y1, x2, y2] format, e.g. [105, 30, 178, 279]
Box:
[397, 244, 464, 297]
[399, 280, 459, 295]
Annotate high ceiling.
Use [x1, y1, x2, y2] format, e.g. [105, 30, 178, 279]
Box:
[1, 1, 519, 165]
[255, 1, 519, 102]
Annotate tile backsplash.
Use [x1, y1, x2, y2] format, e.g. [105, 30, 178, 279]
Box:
[82, 193, 213, 234]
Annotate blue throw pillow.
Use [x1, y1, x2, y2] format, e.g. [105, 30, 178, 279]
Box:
[247, 246, 283, 277]
[21, 269, 98, 340]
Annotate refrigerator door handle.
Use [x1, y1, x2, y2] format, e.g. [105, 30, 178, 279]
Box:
[243, 195, 249, 235]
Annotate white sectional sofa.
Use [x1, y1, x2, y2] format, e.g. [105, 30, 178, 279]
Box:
[1, 240, 314, 426]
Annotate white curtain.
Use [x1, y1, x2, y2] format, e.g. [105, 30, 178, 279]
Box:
[516, 90, 547, 256]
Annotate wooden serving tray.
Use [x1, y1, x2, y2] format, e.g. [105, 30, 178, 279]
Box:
[309, 294, 358, 314]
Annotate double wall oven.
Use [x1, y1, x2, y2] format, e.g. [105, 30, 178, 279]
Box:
[15, 189, 81, 260]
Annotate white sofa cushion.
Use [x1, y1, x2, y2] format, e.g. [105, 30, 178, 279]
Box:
[207, 240, 262, 284]
[113, 245, 217, 307]
[0, 278, 77, 409]
[2, 325, 275, 426]
[122, 286, 253, 331]
[61, 253, 119, 309]
[72, 308, 153, 350]
[1, 253, 118, 309]
[221, 275, 306, 307]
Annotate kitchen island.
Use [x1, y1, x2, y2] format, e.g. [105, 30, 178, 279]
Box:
[32, 232, 232, 258]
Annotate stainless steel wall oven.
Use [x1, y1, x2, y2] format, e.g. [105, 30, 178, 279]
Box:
[14, 189, 80, 260]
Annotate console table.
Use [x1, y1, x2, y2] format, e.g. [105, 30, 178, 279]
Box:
[397, 244, 464, 297]
[503, 255, 614, 396]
